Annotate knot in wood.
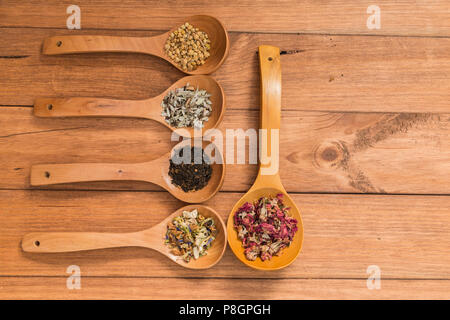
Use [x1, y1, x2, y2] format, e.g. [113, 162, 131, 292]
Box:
[313, 141, 347, 170]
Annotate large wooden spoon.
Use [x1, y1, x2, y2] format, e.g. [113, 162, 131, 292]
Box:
[42, 15, 229, 75]
[226, 45, 304, 270]
[22, 205, 227, 270]
[30, 140, 225, 203]
[34, 75, 225, 137]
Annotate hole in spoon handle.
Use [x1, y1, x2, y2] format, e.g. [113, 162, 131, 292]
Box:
[42, 35, 163, 56]
[34, 97, 150, 119]
[21, 232, 143, 253]
[29, 163, 147, 187]
[258, 45, 281, 131]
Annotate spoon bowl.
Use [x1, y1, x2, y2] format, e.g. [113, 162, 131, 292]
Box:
[30, 139, 225, 203]
[22, 205, 227, 270]
[227, 186, 303, 270]
[42, 15, 229, 75]
[227, 45, 304, 270]
[33, 75, 225, 137]
[161, 139, 225, 203]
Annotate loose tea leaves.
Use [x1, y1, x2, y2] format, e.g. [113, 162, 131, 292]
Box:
[168, 146, 212, 192]
[161, 83, 212, 129]
[164, 22, 211, 72]
[234, 194, 298, 261]
[165, 209, 216, 263]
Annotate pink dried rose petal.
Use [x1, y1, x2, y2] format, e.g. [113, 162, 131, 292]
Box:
[233, 195, 298, 262]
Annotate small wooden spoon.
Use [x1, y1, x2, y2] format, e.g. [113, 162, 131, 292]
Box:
[226, 45, 304, 270]
[42, 15, 229, 75]
[33, 75, 225, 137]
[22, 205, 227, 269]
[30, 140, 225, 203]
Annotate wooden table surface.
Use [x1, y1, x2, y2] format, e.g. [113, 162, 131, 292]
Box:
[1, 1, 449, 299]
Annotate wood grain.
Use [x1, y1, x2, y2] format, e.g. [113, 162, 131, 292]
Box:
[1, 0, 450, 300]
[1, 28, 450, 112]
[1, 190, 449, 279]
[1, 277, 449, 300]
[0, 107, 448, 194]
[1, 0, 450, 36]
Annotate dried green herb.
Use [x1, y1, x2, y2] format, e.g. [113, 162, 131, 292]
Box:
[168, 146, 212, 192]
[161, 83, 212, 129]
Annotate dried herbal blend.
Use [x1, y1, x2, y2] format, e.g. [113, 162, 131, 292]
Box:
[168, 146, 212, 192]
[234, 194, 298, 261]
[161, 83, 212, 129]
[164, 22, 211, 72]
[165, 209, 216, 262]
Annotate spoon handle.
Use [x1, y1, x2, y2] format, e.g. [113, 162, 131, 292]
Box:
[42, 35, 165, 56]
[22, 231, 144, 253]
[256, 45, 282, 182]
[34, 97, 156, 120]
[30, 162, 160, 186]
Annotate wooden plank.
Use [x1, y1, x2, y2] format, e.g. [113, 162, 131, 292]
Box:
[1, 28, 450, 113]
[0, 107, 448, 194]
[0, 277, 449, 300]
[1, 190, 449, 279]
[1, 1, 450, 36]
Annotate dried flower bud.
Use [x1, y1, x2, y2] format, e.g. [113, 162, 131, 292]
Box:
[164, 22, 211, 71]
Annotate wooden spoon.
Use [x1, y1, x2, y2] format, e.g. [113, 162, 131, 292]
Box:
[226, 45, 304, 270]
[42, 15, 229, 75]
[22, 205, 227, 269]
[30, 140, 225, 203]
[33, 75, 225, 137]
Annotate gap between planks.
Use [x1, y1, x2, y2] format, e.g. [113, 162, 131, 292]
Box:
[2, 26, 450, 39]
[1, 275, 450, 281]
[1, 188, 450, 197]
[1, 105, 447, 115]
